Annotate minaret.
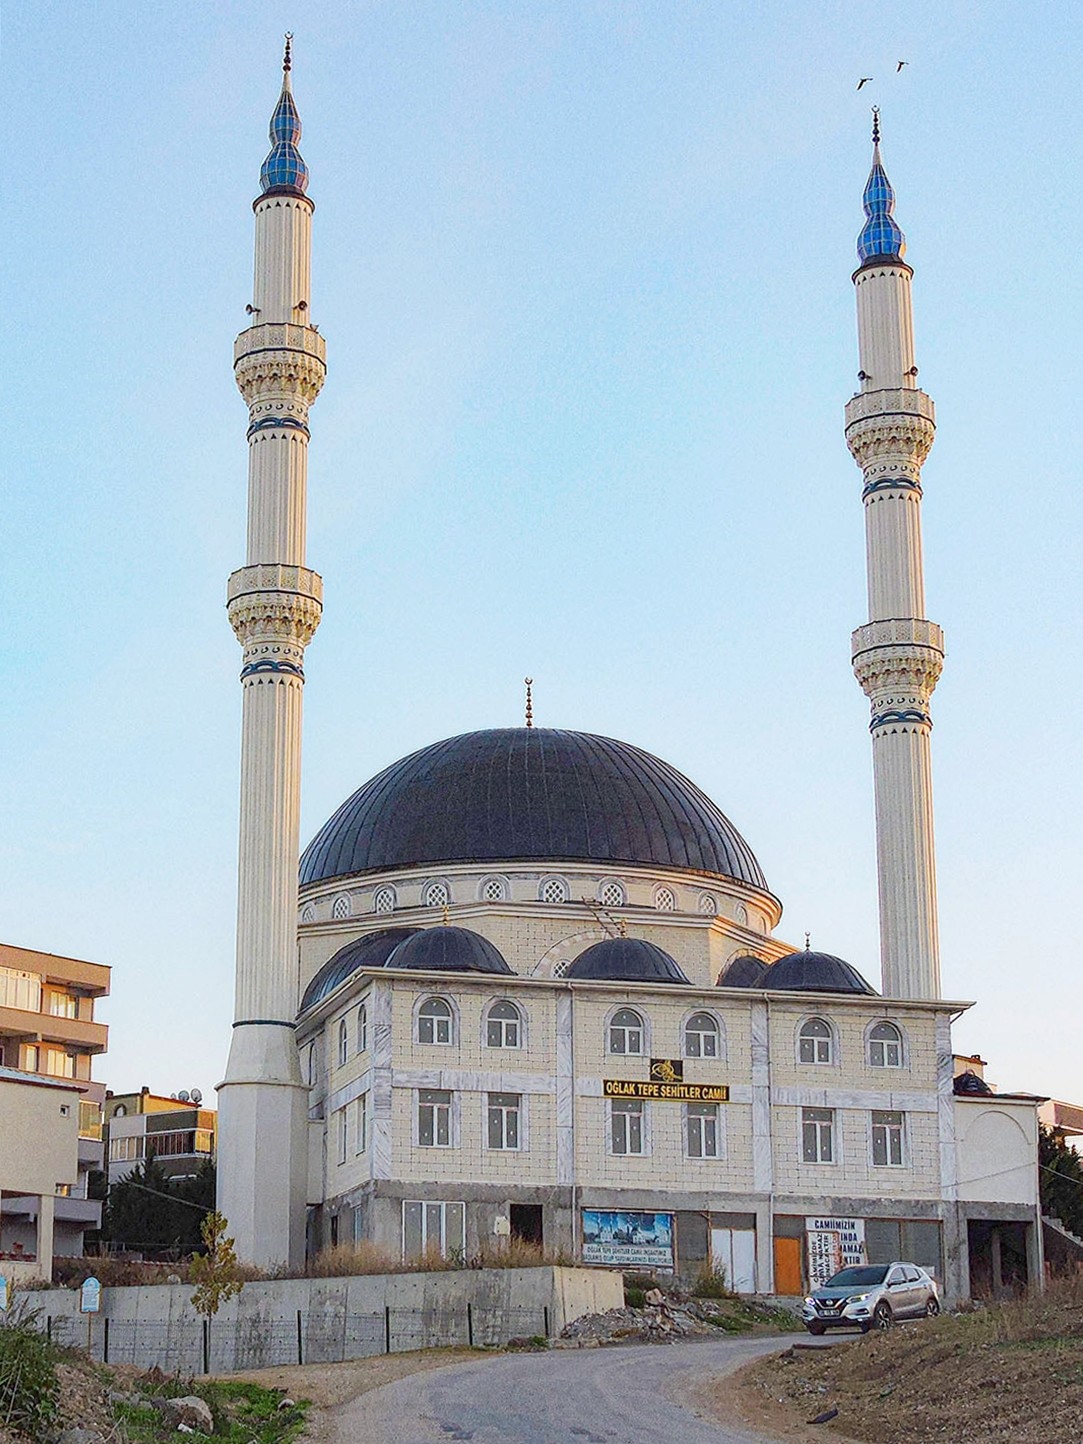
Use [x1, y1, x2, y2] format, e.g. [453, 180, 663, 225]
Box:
[217, 36, 326, 1268]
[846, 110, 944, 1000]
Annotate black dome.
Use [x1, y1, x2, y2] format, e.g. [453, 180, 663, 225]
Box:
[567, 937, 690, 984]
[717, 954, 769, 988]
[300, 927, 418, 1012]
[765, 949, 877, 995]
[299, 728, 767, 890]
[386, 926, 514, 975]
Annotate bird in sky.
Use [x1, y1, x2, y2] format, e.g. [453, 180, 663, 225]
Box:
[857, 77, 872, 90]
[897, 60, 909, 72]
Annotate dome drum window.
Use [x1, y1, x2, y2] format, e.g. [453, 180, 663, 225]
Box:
[373, 886, 396, 915]
[539, 877, 569, 904]
[608, 1007, 645, 1056]
[699, 893, 717, 916]
[417, 997, 454, 1046]
[869, 1020, 904, 1068]
[654, 886, 676, 911]
[599, 880, 626, 908]
[337, 1018, 348, 1067]
[422, 881, 450, 909]
[331, 895, 350, 921]
[480, 876, 508, 903]
[798, 1017, 834, 1065]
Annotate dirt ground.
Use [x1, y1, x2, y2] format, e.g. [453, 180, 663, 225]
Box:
[712, 1279, 1083, 1444]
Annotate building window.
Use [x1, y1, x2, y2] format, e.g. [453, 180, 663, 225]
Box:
[610, 1098, 646, 1155]
[332, 894, 350, 921]
[417, 997, 454, 1045]
[337, 1106, 348, 1164]
[798, 1017, 834, 1065]
[418, 1089, 453, 1147]
[485, 1000, 521, 1048]
[699, 893, 717, 915]
[423, 880, 450, 908]
[608, 1007, 645, 1055]
[337, 1018, 349, 1068]
[307, 1041, 317, 1086]
[42, 1048, 76, 1078]
[684, 1011, 720, 1058]
[802, 1107, 835, 1163]
[600, 880, 625, 908]
[402, 1200, 465, 1261]
[869, 1020, 903, 1068]
[487, 1092, 521, 1150]
[301, 904, 315, 923]
[872, 1110, 904, 1166]
[0, 965, 42, 1012]
[108, 1136, 141, 1163]
[685, 1102, 719, 1158]
[45, 990, 78, 1019]
[112, 1104, 127, 1118]
[480, 876, 507, 902]
[735, 903, 748, 926]
[357, 1002, 368, 1054]
[539, 877, 569, 904]
[355, 1092, 368, 1154]
[374, 885, 396, 914]
[655, 886, 676, 911]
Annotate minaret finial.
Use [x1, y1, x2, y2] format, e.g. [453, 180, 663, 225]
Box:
[856, 108, 905, 264]
[871, 105, 880, 147]
[283, 33, 293, 73]
[524, 677, 534, 729]
[804, 930, 811, 952]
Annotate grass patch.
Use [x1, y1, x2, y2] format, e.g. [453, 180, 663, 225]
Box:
[114, 1379, 308, 1442]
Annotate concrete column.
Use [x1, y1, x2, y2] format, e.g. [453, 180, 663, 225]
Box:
[36, 1194, 55, 1279]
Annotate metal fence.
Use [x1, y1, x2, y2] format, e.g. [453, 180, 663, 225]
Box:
[43, 1303, 550, 1373]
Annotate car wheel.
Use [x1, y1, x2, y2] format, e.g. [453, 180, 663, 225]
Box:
[873, 1302, 893, 1331]
[806, 1322, 826, 1336]
[925, 1296, 940, 1318]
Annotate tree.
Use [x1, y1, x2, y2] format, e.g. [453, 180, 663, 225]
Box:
[102, 1158, 215, 1257]
[190, 1212, 244, 1319]
[1039, 1123, 1083, 1237]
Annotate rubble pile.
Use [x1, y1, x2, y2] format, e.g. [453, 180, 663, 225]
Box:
[557, 1289, 718, 1347]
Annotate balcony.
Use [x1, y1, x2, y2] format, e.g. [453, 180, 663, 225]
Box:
[0, 1004, 108, 1053]
[1, 1194, 102, 1228]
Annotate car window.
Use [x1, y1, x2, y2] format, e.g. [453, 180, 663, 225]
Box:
[826, 1266, 888, 1287]
[904, 1266, 921, 1282]
[887, 1268, 905, 1284]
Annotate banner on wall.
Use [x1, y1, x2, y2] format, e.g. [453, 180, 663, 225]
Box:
[805, 1217, 866, 1289]
[581, 1210, 674, 1268]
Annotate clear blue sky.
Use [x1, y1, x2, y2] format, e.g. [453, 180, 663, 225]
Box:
[3, 2, 1080, 1104]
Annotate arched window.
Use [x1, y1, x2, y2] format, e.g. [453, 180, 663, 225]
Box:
[423, 881, 450, 909]
[480, 876, 508, 903]
[552, 959, 570, 978]
[301, 904, 315, 923]
[655, 886, 676, 912]
[417, 997, 454, 1045]
[373, 886, 396, 915]
[869, 1020, 903, 1068]
[684, 1011, 720, 1059]
[486, 999, 521, 1048]
[332, 895, 350, 921]
[609, 1007, 645, 1056]
[539, 877, 569, 904]
[798, 1017, 834, 1065]
[112, 1104, 127, 1118]
[735, 903, 748, 926]
[699, 892, 717, 915]
[600, 880, 625, 908]
[337, 1018, 348, 1067]
[357, 1002, 368, 1054]
[307, 1041, 317, 1086]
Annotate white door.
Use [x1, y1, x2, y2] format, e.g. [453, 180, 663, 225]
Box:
[710, 1227, 757, 1293]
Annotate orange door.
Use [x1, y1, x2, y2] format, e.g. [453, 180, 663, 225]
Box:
[774, 1236, 803, 1295]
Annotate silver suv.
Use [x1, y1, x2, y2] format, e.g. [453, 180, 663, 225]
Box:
[801, 1261, 941, 1334]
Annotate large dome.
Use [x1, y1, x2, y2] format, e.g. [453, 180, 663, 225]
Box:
[299, 728, 767, 890]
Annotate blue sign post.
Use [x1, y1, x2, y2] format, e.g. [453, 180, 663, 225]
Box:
[0, 1275, 10, 1311]
[80, 1276, 101, 1314]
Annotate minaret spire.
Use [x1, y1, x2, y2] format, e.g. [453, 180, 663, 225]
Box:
[217, 40, 327, 1269]
[845, 114, 944, 1000]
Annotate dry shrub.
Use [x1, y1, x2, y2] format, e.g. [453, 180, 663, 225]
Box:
[305, 1241, 401, 1277]
[474, 1238, 576, 1270]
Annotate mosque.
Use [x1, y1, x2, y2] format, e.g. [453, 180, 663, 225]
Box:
[215, 45, 1042, 1303]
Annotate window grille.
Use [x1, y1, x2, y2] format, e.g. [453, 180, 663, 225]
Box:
[423, 881, 450, 908]
[332, 895, 350, 920]
[374, 886, 395, 914]
[540, 878, 569, 904]
[655, 886, 676, 911]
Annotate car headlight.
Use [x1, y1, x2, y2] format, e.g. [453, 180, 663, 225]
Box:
[803, 1297, 816, 1307]
[847, 1293, 869, 1304]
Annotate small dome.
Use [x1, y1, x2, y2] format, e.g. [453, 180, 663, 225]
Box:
[567, 938, 690, 985]
[764, 948, 877, 995]
[386, 926, 514, 975]
[300, 927, 417, 1011]
[717, 954, 768, 988]
[954, 1070, 993, 1096]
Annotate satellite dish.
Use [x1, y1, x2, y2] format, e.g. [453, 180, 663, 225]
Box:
[177, 1090, 190, 1102]
[190, 1088, 203, 1105]
[169, 1093, 178, 1100]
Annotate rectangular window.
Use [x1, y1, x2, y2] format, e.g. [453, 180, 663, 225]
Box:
[42, 1048, 75, 1078]
[402, 1199, 466, 1261]
[872, 1110, 904, 1166]
[337, 1106, 348, 1164]
[685, 1102, 719, 1158]
[45, 990, 78, 1019]
[487, 1092, 521, 1150]
[801, 1107, 835, 1163]
[0, 966, 41, 1012]
[418, 1089, 452, 1147]
[610, 1098, 646, 1155]
[78, 1101, 103, 1140]
[108, 1136, 141, 1163]
[355, 1092, 368, 1154]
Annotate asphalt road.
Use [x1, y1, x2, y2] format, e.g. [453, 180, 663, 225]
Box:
[327, 1334, 814, 1444]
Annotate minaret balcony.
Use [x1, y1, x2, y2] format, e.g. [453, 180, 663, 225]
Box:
[235, 322, 326, 367]
[845, 388, 935, 472]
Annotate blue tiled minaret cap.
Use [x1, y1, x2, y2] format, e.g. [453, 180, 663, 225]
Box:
[857, 108, 905, 264]
[260, 34, 309, 196]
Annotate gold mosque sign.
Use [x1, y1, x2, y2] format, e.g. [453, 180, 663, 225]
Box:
[603, 1059, 730, 1103]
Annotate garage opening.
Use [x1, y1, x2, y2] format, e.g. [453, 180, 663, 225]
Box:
[510, 1203, 543, 1247]
[968, 1219, 1030, 1298]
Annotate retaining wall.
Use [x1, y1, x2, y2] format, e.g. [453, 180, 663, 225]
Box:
[33, 1265, 622, 1373]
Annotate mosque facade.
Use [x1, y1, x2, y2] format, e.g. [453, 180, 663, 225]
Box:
[216, 53, 1042, 1303]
